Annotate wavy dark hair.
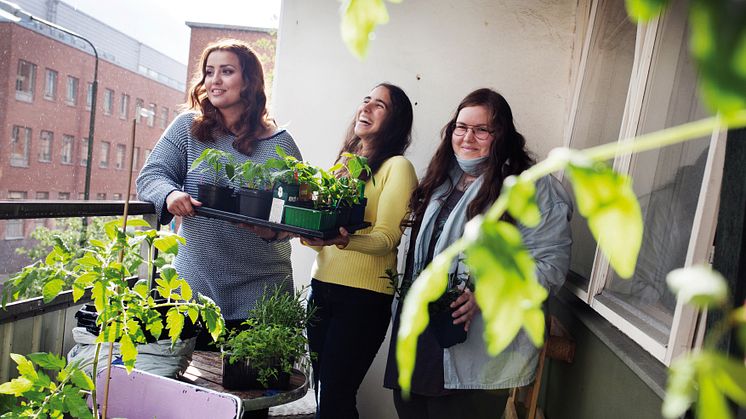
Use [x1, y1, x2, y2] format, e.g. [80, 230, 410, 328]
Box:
[186, 39, 272, 155]
[335, 83, 413, 178]
[408, 88, 534, 222]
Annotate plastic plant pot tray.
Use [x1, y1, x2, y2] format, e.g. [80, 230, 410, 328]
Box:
[195, 207, 370, 239]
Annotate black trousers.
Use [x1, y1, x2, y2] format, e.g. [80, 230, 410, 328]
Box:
[393, 388, 509, 419]
[307, 279, 393, 419]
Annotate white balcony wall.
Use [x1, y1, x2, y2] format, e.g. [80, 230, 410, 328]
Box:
[273, 1, 578, 417]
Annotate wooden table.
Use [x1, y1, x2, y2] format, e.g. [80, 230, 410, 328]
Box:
[180, 351, 309, 412]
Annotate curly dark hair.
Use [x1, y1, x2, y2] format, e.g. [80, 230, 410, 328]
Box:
[186, 39, 272, 155]
[335, 83, 413, 178]
[409, 88, 535, 222]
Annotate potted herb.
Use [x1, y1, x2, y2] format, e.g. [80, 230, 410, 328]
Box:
[266, 146, 319, 204]
[221, 284, 314, 390]
[190, 148, 238, 212]
[330, 152, 374, 225]
[235, 160, 274, 219]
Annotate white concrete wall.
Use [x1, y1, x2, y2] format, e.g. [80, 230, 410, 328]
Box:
[272, 1, 578, 418]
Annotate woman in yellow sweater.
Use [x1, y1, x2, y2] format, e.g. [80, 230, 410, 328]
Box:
[301, 83, 418, 419]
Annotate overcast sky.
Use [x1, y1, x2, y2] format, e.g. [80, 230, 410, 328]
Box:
[64, 0, 282, 64]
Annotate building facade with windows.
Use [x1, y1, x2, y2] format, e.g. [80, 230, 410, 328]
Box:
[0, 0, 186, 277]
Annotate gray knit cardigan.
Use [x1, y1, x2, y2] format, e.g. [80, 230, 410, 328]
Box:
[136, 112, 302, 320]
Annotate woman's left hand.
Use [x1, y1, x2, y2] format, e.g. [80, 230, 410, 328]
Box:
[300, 227, 350, 249]
[451, 288, 478, 332]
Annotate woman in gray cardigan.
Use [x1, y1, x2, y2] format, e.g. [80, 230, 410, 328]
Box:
[136, 39, 301, 344]
[384, 88, 573, 419]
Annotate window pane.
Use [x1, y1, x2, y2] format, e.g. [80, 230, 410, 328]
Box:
[15, 60, 36, 102]
[61, 135, 74, 164]
[104, 88, 114, 115]
[10, 126, 32, 167]
[39, 130, 53, 162]
[66, 76, 78, 105]
[115, 144, 126, 169]
[86, 82, 93, 109]
[148, 103, 156, 127]
[120, 93, 130, 119]
[565, 0, 637, 290]
[44, 69, 57, 100]
[99, 141, 110, 168]
[5, 192, 28, 240]
[598, 9, 709, 344]
[80, 138, 89, 166]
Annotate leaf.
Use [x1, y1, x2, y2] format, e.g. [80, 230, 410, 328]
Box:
[0, 377, 33, 396]
[42, 279, 66, 303]
[666, 265, 728, 308]
[91, 281, 106, 313]
[698, 373, 732, 419]
[201, 304, 224, 342]
[64, 391, 94, 419]
[709, 353, 746, 406]
[566, 161, 642, 279]
[166, 307, 185, 344]
[187, 306, 199, 324]
[118, 334, 137, 372]
[663, 354, 698, 418]
[340, 0, 391, 59]
[396, 244, 455, 393]
[146, 316, 164, 341]
[153, 235, 184, 256]
[11, 354, 38, 381]
[27, 353, 66, 371]
[70, 370, 94, 391]
[180, 279, 193, 301]
[126, 219, 152, 228]
[467, 219, 546, 355]
[133, 279, 150, 298]
[502, 175, 541, 227]
[625, 0, 670, 22]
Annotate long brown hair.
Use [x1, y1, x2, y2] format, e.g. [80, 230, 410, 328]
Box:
[409, 88, 534, 222]
[335, 83, 413, 178]
[186, 39, 272, 155]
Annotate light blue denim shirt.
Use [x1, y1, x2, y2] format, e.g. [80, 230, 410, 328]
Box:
[442, 175, 573, 389]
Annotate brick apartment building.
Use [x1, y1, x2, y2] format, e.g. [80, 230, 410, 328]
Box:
[0, 1, 278, 281]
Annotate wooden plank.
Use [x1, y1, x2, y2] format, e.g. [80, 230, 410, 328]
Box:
[0, 323, 12, 382]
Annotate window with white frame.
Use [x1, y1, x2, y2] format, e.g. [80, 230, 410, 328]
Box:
[39, 130, 53, 163]
[5, 191, 27, 239]
[120, 93, 130, 119]
[96, 192, 106, 200]
[132, 147, 140, 170]
[135, 98, 144, 123]
[80, 138, 89, 167]
[61, 135, 74, 165]
[10, 126, 31, 167]
[148, 103, 156, 127]
[66, 76, 79, 105]
[113, 193, 122, 200]
[99, 141, 110, 168]
[104, 88, 114, 115]
[86, 82, 93, 110]
[160, 106, 169, 129]
[15, 60, 36, 102]
[564, 0, 723, 365]
[115, 144, 126, 170]
[44, 69, 58, 100]
[144, 148, 152, 165]
[58, 192, 70, 200]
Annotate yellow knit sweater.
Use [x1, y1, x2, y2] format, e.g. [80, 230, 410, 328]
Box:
[310, 156, 418, 294]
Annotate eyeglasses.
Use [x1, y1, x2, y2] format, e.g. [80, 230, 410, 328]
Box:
[452, 123, 494, 141]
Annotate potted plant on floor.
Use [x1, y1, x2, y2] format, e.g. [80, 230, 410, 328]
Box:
[190, 148, 239, 212]
[221, 284, 314, 390]
[235, 160, 275, 220]
[0, 218, 225, 418]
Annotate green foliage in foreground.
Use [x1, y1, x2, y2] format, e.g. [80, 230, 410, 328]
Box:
[0, 353, 94, 419]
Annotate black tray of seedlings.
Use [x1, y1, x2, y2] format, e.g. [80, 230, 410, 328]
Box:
[195, 207, 370, 239]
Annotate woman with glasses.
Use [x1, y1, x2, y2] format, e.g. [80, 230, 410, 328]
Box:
[136, 39, 301, 369]
[383, 88, 572, 418]
[300, 83, 418, 419]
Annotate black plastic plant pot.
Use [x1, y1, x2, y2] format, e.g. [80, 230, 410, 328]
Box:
[273, 182, 313, 203]
[349, 198, 368, 225]
[237, 188, 273, 220]
[198, 184, 237, 212]
[430, 308, 467, 349]
[336, 204, 351, 227]
[221, 356, 291, 390]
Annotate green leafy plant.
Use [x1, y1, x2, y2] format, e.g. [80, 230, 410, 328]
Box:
[190, 148, 238, 185]
[326, 152, 374, 207]
[266, 145, 320, 187]
[0, 218, 226, 418]
[222, 284, 314, 388]
[0, 353, 94, 419]
[236, 160, 273, 191]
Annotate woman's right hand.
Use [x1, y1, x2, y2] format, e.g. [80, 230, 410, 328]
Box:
[166, 191, 202, 217]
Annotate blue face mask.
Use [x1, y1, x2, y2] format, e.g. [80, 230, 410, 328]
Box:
[456, 155, 488, 176]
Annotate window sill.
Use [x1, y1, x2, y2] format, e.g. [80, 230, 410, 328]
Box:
[554, 288, 669, 399]
[15, 93, 33, 103]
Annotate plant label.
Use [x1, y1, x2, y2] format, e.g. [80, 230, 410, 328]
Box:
[269, 198, 285, 223]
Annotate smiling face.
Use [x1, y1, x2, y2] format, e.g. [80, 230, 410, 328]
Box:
[451, 105, 494, 160]
[204, 50, 245, 118]
[354, 86, 392, 142]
